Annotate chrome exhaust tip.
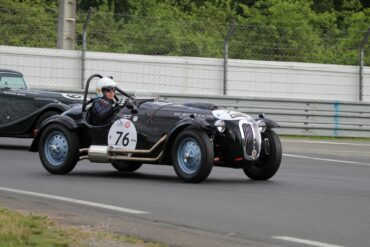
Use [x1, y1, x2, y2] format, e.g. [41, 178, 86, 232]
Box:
[86, 145, 111, 163]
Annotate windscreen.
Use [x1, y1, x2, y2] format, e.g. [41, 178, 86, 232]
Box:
[0, 73, 27, 90]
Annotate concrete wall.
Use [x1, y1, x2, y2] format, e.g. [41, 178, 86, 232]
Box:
[1, 45, 369, 101]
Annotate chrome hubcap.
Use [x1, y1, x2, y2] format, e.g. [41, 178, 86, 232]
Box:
[177, 138, 201, 175]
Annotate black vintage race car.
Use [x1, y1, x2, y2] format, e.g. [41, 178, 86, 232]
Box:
[30, 74, 282, 183]
[0, 69, 83, 138]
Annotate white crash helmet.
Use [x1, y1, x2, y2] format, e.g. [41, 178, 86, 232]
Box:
[95, 77, 117, 97]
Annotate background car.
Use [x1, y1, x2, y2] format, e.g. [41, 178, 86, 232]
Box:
[0, 69, 83, 138]
[30, 74, 282, 183]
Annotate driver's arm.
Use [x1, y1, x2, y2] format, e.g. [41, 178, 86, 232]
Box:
[91, 100, 119, 124]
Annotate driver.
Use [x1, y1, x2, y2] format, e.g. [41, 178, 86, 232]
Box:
[90, 77, 123, 125]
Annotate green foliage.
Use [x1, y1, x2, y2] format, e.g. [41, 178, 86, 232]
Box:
[0, 0, 57, 48]
[0, 207, 72, 246]
[231, 0, 324, 62]
[1, 0, 369, 65]
[0, 206, 168, 247]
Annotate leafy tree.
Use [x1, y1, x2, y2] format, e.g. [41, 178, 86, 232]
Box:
[1, 0, 369, 65]
[230, 0, 324, 62]
[0, 0, 57, 48]
[337, 7, 370, 64]
[78, 0, 105, 11]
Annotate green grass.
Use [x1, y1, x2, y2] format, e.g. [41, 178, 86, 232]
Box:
[0, 207, 76, 247]
[0, 206, 166, 247]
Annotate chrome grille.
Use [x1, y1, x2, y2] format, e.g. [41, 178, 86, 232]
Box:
[242, 123, 254, 157]
[238, 119, 261, 160]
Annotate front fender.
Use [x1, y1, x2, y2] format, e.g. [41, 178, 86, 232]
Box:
[161, 118, 213, 164]
[175, 117, 211, 130]
[256, 117, 280, 129]
[29, 115, 78, 152]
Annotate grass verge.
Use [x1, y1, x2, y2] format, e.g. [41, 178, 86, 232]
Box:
[0, 206, 166, 247]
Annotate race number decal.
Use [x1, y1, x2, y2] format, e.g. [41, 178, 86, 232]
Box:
[108, 119, 137, 149]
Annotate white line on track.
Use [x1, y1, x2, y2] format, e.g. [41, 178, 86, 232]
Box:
[272, 236, 344, 247]
[283, 140, 370, 147]
[0, 187, 149, 214]
[283, 153, 370, 167]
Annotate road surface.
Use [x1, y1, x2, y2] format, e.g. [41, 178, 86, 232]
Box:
[0, 137, 369, 247]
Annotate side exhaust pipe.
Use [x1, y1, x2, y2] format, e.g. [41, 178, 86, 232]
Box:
[79, 135, 167, 163]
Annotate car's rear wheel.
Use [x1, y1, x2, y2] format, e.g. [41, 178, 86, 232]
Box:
[111, 161, 142, 172]
[172, 129, 213, 183]
[39, 124, 79, 174]
[243, 130, 282, 180]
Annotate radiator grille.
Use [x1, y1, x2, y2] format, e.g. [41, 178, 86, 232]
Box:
[242, 123, 254, 157]
[239, 120, 261, 160]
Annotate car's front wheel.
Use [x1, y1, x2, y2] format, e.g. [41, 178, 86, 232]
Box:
[172, 129, 214, 183]
[39, 124, 79, 174]
[111, 161, 142, 172]
[243, 130, 282, 180]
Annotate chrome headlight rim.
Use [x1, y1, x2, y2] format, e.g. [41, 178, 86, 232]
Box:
[215, 120, 226, 133]
[256, 119, 267, 132]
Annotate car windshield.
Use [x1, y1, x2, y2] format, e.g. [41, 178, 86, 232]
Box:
[0, 73, 27, 90]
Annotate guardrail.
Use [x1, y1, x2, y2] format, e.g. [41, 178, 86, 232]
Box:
[40, 87, 370, 138]
[159, 94, 370, 138]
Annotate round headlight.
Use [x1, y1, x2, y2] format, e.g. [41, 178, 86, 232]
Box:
[215, 120, 226, 133]
[257, 120, 266, 132]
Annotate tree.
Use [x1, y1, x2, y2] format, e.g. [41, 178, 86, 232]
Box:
[0, 0, 57, 48]
[230, 0, 325, 62]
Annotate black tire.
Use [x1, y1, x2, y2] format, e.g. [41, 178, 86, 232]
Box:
[38, 123, 79, 174]
[172, 129, 214, 183]
[111, 161, 142, 172]
[243, 130, 282, 180]
[35, 111, 59, 130]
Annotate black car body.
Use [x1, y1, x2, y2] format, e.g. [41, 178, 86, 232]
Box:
[0, 69, 83, 137]
[31, 74, 282, 183]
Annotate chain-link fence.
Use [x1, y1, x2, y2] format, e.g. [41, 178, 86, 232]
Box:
[0, 6, 369, 101]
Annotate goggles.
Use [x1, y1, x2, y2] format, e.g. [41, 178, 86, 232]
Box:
[104, 87, 116, 93]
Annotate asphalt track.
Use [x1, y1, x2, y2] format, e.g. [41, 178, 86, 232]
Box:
[0, 137, 369, 247]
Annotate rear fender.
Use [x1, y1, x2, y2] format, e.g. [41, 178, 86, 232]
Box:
[29, 115, 78, 152]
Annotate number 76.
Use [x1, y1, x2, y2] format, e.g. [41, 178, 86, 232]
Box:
[115, 131, 129, 146]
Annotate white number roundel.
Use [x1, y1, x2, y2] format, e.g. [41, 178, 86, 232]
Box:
[108, 119, 138, 149]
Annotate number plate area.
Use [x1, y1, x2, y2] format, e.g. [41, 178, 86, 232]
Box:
[108, 119, 138, 150]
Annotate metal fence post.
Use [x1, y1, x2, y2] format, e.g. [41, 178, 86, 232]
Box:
[359, 28, 370, 101]
[81, 7, 92, 89]
[223, 21, 235, 96]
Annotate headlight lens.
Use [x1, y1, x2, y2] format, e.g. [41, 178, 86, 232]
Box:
[215, 120, 226, 133]
[257, 120, 266, 132]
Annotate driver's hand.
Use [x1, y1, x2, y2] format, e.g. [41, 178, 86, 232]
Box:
[117, 98, 128, 108]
